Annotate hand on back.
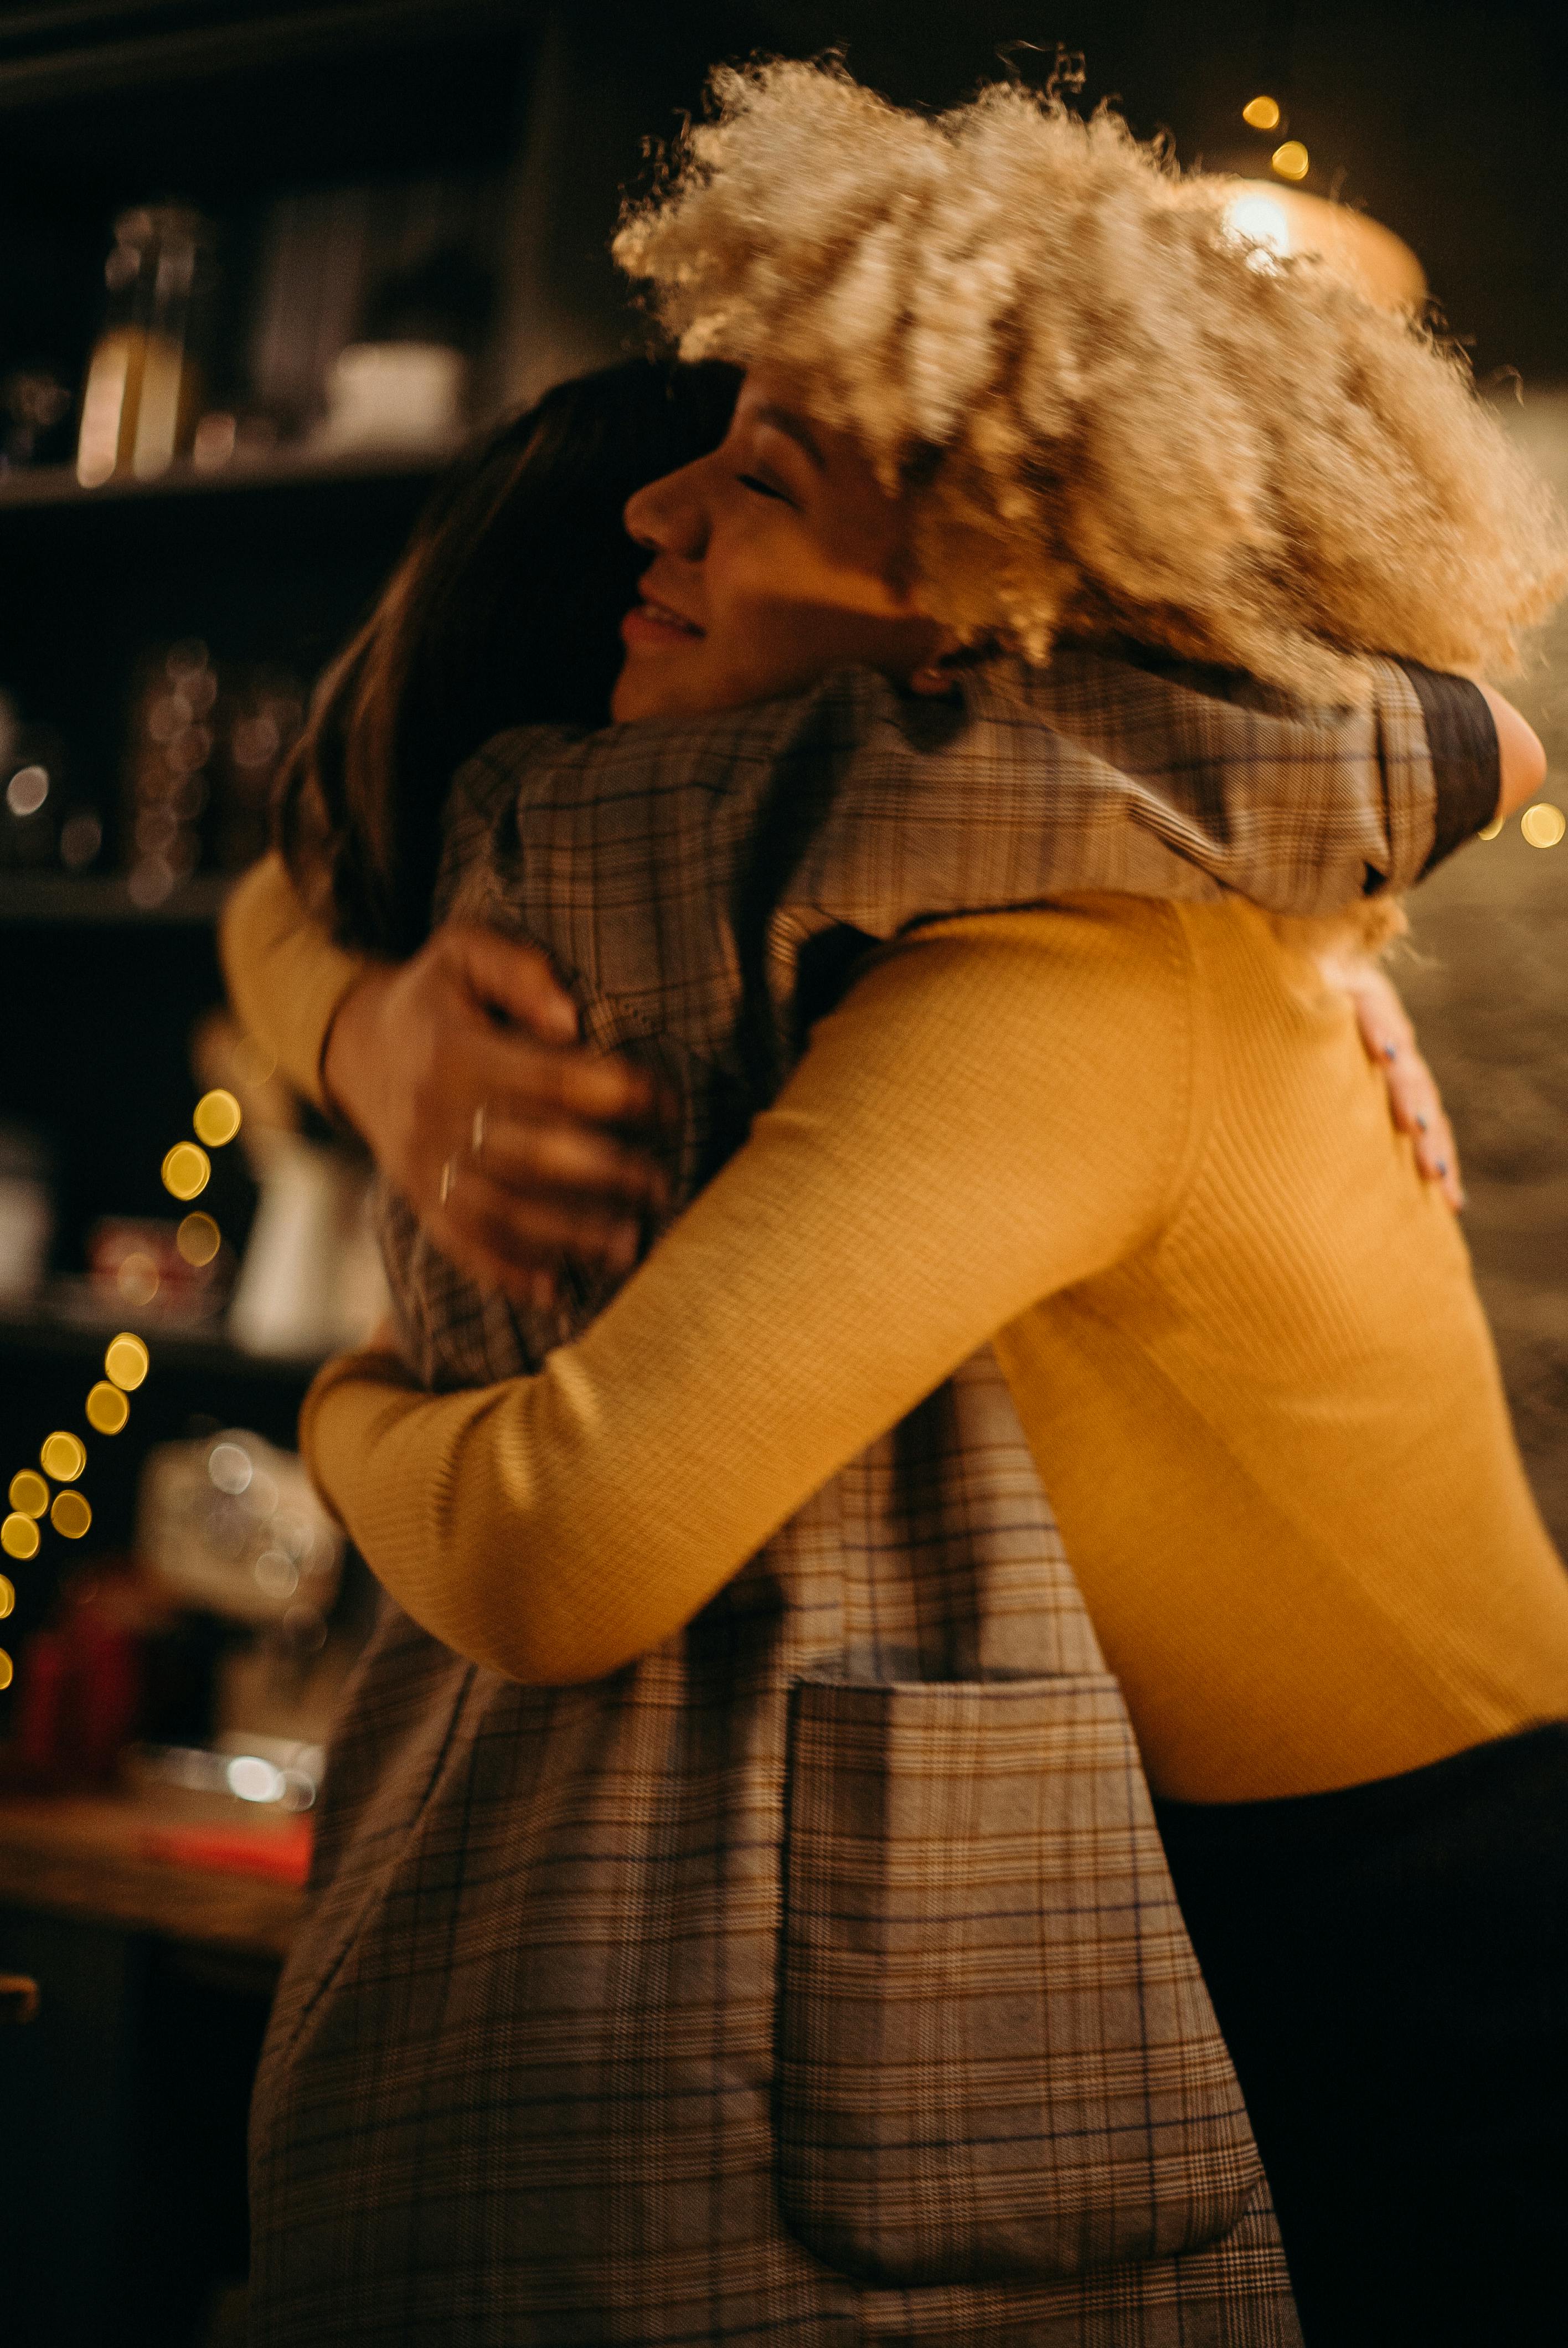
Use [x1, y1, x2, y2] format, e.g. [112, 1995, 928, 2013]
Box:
[323, 924, 668, 1310]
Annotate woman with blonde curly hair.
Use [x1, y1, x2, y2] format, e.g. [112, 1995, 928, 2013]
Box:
[237, 63, 1566, 2348]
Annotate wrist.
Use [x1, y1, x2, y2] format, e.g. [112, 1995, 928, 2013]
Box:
[320, 965, 394, 1139]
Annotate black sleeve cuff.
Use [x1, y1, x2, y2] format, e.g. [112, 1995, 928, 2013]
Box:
[1399, 661, 1502, 879]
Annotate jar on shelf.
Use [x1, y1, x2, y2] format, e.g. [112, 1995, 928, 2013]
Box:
[76, 205, 218, 488]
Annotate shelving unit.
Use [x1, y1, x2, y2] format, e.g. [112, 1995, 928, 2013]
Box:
[0, 442, 456, 509]
[0, 873, 231, 923]
[0, 8, 576, 1793]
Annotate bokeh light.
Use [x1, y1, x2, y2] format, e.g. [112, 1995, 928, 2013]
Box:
[1521, 802, 1565, 848]
[1242, 95, 1282, 130]
[86, 1381, 131, 1435]
[177, 1211, 221, 1267]
[5, 764, 49, 817]
[0, 1575, 13, 1619]
[193, 1088, 242, 1146]
[0, 1651, 12, 1691]
[162, 1141, 211, 1200]
[116, 1250, 159, 1306]
[40, 1430, 86, 1482]
[8, 1470, 48, 1518]
[105, 1332, 149, 1390]
[50, 1490, 91, 1539]
[231, 1037, 277, 1088]
[1, 1513, 40, 1562]
[1272, 140, 1311, 181]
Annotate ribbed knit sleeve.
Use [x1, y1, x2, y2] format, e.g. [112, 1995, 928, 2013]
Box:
[300, 902, 1194, 1684]
[218, 852, 374, 1114]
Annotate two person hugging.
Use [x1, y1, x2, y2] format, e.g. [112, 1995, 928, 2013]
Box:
[225, 63, 1568, 2348]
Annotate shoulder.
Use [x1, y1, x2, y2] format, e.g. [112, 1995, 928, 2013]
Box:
[835, 897, 1200, 1064]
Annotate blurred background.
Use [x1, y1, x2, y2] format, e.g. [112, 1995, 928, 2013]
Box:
[0, 3, 1562, 2341]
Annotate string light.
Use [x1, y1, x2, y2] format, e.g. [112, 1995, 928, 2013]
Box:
[40, 1431, 86, 1482]
[86, 1381, 131, 1434]
[50, 1491, 91, 1540]
[1272, 140, 1310, 181]
[177, 1212, 221, 1268]
[192, 1089, 241, 1147]
[162, 1141, 211, 1200]
[105, 1330, 150, 1390]
[1242, 95, 1282, 130]
[0, 1075, 246, 1684]
[8, 1471, 48, 1518]
[1521, 802, 1565, 848]
[1, 1516, 40, 1563]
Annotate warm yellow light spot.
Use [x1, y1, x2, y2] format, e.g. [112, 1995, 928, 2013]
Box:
[231, 1037, 277, 1088]
[40, 1431, 85, 1483]
[177, 1212, 221, 1268]
[1478, 815, 1505, 841]
[1243, 95, 1282, 130]
[51, 1490, 91, 1539]
[86, 1381, 130, 1435]
[105, 1332, 149, 1391]
[9, 1470, 48, 1518]
[1, 1513, 40, 1562]
[0, 1650, 12, 1691]
[0, 1575, 12, 1619]
[1521, 801, 1565, 848]
[1272, 140, 1310, 181]
[162, 1141, 212, 1201]
[193, 1088, 242, 1147]
[116, 1250, 159, 1307]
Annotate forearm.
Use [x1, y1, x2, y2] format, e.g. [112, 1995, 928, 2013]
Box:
[219, 852, 376, 1113]
[302, 904, 1189, 1682]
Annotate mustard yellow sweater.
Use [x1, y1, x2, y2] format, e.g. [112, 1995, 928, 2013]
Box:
[217, 857, 1568, 1804]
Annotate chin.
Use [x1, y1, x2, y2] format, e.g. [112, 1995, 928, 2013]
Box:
[612, 664, 706, 724]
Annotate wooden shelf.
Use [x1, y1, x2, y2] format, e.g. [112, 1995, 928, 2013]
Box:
[0, 1786, 303, 1959]
[0, 0, 523, 113]
[0, 873, 233, 925]
[0, 443, 453, 512]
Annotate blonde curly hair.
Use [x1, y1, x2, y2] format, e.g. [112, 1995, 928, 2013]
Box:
[615, 60, 1567, 702]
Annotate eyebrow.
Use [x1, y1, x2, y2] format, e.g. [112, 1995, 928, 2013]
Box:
[752, 404, 827, 470]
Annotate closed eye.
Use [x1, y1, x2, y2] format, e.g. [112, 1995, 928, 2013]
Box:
[737, 471, 797, 506]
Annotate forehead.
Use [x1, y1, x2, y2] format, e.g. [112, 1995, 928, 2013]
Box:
[735, 370, 830, 461]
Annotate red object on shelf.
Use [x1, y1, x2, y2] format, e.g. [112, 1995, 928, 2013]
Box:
[11, 1602, 143, 1789]
[138, 1817, 312, 1885]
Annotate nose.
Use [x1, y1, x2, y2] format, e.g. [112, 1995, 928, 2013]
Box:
[624, 454, 710, 563]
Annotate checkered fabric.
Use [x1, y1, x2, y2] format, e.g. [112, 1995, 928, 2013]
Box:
[250, 647, 1445, 2345]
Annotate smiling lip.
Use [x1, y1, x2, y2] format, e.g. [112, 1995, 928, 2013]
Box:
[621, 593, 705, 650]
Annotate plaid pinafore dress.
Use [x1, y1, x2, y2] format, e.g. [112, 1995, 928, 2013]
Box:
[249, 650, 1438, 2344]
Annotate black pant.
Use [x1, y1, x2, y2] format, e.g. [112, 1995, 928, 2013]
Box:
[1157, 1723, 1568, 2348]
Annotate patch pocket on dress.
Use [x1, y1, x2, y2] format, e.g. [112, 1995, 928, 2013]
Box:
[775, 1676, 1262, 2287]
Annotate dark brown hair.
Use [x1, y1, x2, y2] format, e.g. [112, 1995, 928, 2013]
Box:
[275, 357, 740, 954]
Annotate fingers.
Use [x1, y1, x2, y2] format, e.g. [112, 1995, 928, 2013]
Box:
[474, 1112, 668, 1214]
[444, 925, 580, 1044]
[465, 1027, 662, 1129]
[1347, 969, 1465, 1212]
[426, 1163, 644, 1307]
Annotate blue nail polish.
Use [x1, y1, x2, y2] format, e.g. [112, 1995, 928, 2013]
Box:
[1383, 1042, 1399, 1062]
[1436, 1160, 1449, 1177]
[1416, 1113, 1429, 1132]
